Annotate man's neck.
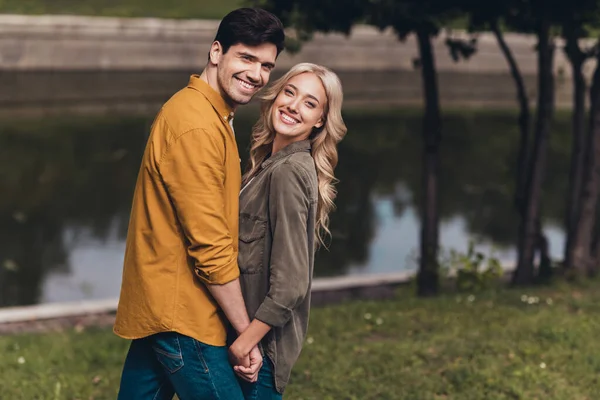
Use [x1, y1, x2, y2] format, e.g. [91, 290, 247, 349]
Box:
[199, 67, 237, 112]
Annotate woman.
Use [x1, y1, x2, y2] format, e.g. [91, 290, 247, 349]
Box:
[228, 63, 347, 398]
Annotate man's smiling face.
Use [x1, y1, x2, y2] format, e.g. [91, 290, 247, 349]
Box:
[214, 42, 278, 108]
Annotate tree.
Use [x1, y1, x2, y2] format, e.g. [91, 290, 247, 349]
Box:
[367, 1, 462, 296]
[563, 25, 590, 270]
[510, 0, 600, 283]
[570, 43, 600, 276]
[560, 3, 600, 274]
[466, 0, 571, 284]
[513, 3, 556, 285]
[463, 0, 532, 213]
[251, 0, 464, 295]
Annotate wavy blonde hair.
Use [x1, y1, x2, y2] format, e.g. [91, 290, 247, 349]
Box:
[244, 63, 347, 247]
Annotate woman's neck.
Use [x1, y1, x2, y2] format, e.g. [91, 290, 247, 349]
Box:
[271, 135, 288, 155]
[272, 134, 308, 155]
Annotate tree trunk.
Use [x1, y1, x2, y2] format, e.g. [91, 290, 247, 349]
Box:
[491, 20, 530, 213]
[537, 218, 553, 280]
[564, 32, 588, 269]
[512, 16, 554, 285]
[591, 203, 600, 276]
[415, 29, 441, 297]
[570, 51, 600, 275]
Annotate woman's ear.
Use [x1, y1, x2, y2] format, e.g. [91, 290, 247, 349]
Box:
[209, 41, 223, 65]
[314, 118, 324, 129]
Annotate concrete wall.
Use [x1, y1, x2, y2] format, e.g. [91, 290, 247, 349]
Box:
[0, 14, 592, 75]
[0, 14, 596, 112]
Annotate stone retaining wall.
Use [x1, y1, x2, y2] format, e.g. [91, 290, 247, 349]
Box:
[0, 14, 591, 75]
[0, 14, 595, 111]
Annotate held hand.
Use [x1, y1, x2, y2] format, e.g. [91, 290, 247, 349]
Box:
[233, 345, 263, 383]
[228, 341, 250, 369]
[229, 320, 271, 382]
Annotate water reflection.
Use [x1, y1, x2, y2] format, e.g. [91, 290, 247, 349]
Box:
[0, 92, 573, 307]
[0, 117, 147, 306]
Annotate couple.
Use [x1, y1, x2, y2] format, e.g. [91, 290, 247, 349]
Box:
[113, 7, 347, 400]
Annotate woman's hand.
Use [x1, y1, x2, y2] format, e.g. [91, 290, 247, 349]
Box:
[233, 345, 263, 382]
[229, 341, 262, 382]
[230, 319, 272, 382]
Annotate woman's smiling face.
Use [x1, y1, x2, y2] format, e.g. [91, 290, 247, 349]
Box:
[271, 72, 326, 144]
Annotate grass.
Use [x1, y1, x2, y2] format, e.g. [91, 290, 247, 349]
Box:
[3, 281, 600, 399]
[0, 0, 243, 20]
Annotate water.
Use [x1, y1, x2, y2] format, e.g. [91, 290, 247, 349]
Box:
[0, 72, 572, 307]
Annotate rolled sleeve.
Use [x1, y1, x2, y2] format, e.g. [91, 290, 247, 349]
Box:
[254, 162, 311, 327]
[158, 128, 239, 285]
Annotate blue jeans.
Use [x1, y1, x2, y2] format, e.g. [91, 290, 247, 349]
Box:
[239, 356, 283, 400]
[117, 332, 245, 400]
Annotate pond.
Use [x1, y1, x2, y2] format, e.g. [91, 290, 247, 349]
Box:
[0, 71, 571, 307]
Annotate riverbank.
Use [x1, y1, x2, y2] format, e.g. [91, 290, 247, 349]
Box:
[0, 272, 410, 332]
[2, 281, 599, 399]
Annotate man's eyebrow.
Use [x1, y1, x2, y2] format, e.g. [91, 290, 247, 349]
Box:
[237, 51, 257, 60]
[238, 51, 275, 69]
[289, 84, 321, 104]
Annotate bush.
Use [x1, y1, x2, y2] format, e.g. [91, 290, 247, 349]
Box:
[442, 241, 504, 292]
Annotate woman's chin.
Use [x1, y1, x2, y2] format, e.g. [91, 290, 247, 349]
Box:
[273, 124, 293, 137]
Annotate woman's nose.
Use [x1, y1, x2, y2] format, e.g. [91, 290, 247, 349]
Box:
[287, 99, 300, 113]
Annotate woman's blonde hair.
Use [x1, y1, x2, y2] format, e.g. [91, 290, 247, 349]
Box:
[244, 63, 347, 247]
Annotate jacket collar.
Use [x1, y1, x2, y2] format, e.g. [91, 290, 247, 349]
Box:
[261, 140, 312, 169]
[187, 74, 234, 123]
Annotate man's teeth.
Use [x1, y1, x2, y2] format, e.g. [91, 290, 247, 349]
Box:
[238, 79, 256, 90]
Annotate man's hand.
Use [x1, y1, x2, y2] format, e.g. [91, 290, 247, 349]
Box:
[228, 341, 250, 371]
[231, 345, 263, 382]
[228, 319, 271, 382]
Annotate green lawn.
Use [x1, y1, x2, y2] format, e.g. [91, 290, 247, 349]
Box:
[3, 281, 600, 399]
[0, 0, 243, 19]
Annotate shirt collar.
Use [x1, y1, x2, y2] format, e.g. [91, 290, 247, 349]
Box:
[187, 74, 234, 123]
[261, 140, 312, 169]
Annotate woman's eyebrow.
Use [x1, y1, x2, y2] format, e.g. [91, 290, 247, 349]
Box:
[288, 84, 321, 104]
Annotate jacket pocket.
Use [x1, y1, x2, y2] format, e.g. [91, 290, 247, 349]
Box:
[238, 213, 267, 274]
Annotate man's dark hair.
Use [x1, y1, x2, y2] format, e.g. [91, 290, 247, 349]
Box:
[214, 8, 285, 56]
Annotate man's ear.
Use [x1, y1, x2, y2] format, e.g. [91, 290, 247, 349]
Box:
[209, 41, 223, 65]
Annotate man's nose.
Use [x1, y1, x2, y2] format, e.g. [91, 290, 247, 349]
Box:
[246, 63, 261, 83]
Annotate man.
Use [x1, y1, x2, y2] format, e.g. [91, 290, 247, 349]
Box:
[114, 8, 285, 400]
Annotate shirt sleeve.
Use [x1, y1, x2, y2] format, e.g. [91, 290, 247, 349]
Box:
[254, 162, 312, 327]
[158, 128, 239, 285]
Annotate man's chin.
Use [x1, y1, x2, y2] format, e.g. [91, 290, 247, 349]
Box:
[232, 94, 255, 106]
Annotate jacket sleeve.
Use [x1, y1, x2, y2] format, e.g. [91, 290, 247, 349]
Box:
[158, 128, 239, 285]
[254, 162, 312, 327]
